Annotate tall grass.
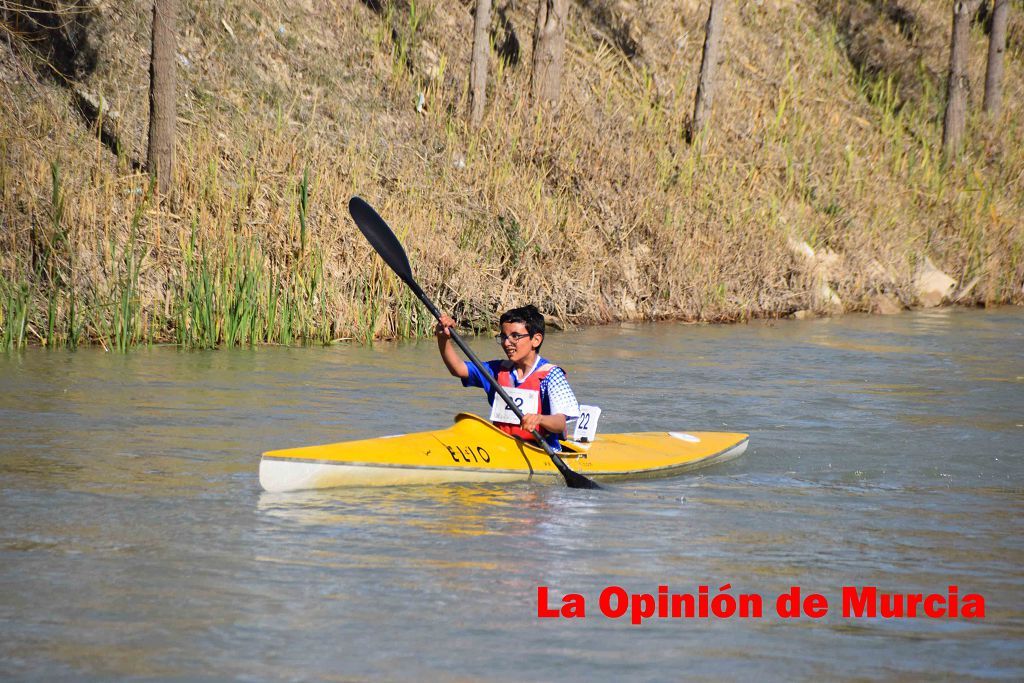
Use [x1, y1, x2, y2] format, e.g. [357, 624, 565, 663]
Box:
[171, 168, 336, 349]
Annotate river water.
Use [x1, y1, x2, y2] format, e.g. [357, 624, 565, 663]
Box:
[1, 308, 1022, 680]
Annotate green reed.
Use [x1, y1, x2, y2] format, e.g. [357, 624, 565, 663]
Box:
[298, 167, 309, 256]
[177, 221, 218, 348]
[1, 278, 29, 350]
[220, 239, 262, 347]
[110, 201, 145, 352]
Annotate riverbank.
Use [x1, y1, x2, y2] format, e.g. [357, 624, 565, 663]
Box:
[1, 0, 1022, 349]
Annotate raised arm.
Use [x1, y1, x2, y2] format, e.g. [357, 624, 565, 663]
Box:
[435, 314, 469, 379]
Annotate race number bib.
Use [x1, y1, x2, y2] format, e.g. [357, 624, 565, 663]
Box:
[571, 405, 602, 442]
[489, 387, 540, 425]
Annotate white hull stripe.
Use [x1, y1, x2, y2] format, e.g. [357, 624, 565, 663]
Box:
[260, 456, 534, 475]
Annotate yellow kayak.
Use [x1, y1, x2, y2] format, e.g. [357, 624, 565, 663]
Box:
[259, 413, 749, 491]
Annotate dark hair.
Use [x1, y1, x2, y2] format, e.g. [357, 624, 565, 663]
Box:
[500, 305, 545, 347]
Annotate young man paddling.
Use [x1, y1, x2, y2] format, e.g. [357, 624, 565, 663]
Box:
[435, 305, 580, 452]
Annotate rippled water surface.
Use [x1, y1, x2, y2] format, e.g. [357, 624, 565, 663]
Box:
[1, 308, 1022, 680]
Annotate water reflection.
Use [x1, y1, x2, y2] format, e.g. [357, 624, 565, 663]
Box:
[255, 484, 605, 542]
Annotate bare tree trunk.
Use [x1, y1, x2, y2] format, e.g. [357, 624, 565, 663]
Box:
[530, 0, 567, 105]
[689, 0, 726, 148]
[147, 0, 177, 195]
[983, 0, 1008, 115]
[470, 0, 493, 127]
[942, 0, 981, 158]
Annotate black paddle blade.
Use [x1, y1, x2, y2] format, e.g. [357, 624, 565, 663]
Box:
[348, 196, 414, 287]
[561, 465, 603, 489]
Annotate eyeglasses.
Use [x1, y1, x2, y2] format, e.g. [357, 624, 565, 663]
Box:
[495, 332, 532, 344]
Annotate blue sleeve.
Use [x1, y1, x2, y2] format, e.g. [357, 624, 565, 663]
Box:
[461, 361, 485, 388]
[461, 360, 503, 404]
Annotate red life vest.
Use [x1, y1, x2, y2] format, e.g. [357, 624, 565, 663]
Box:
[493, 361, 556, 442]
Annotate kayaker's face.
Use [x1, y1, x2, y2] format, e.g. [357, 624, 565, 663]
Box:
[499, 322, 541, 365]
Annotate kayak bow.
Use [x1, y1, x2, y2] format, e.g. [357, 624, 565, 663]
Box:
[259, 413, 749, 492]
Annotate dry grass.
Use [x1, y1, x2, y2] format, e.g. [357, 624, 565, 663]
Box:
[0, 0, 1021, 348]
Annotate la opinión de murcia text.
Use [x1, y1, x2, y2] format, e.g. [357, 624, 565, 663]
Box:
[537, 585, 985, 624]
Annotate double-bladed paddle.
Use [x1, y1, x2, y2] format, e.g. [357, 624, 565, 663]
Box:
[347, 196, 602, 490]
